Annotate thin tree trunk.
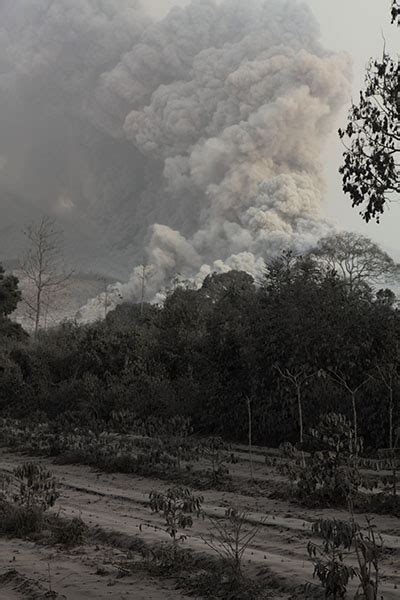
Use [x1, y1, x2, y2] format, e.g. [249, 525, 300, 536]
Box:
[140, 264, 147, 316]
[392, 458, 397, 497]
[246, 397, 254, 482]
[351, 392, 358, 455]
[297, 385, 305, 467]
[389, 386, 393, 451]
[34, 287, 42, 341]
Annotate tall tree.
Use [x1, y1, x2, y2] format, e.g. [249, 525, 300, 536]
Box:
[19, 217, 73, 340]
[274, 365, 316, 465]
[310, 232, 399, 290]
[326, 369, 371, 452]
[339, 6, 399, 221]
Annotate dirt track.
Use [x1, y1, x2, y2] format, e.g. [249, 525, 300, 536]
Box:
[1, 449, 399, 599]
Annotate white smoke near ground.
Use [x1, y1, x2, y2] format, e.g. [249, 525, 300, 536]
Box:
[0, 0, 351, 320]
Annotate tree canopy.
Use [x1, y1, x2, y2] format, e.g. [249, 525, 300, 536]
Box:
[1, 253, 399, 449]
[310, 232, 399, 289]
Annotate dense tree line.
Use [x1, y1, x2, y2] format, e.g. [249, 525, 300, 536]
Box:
[1, 249, 400, 451]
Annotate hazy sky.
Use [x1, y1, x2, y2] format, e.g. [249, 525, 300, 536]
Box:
[148, 0, 400, 257]
[1, 0, 398, 291]
[306, 0, 400, 258]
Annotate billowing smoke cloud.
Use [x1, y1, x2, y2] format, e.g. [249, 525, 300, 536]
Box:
[0, 0, 351, 318]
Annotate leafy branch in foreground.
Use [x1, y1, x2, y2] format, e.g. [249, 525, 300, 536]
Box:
[339, 11, 400, 223]
[308, 516, 383, 600]
[392, 0, 400, 24]
[308, 519, 355, 599]
[353, 517, 383, 600]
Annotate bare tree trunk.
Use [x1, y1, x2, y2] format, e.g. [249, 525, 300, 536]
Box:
[274, 365, 316, 469]
[389, 386, 394, 451]
[392, 458, 397, 497]
[104, 279, 109, 319]
[297, 384, 306, 467]
[351, 391, 358, 454]
[140, 265, 146, 316]
[297, 384, 303, 446]
[246, 396, 254, 482]
[34, 287, 42, 341]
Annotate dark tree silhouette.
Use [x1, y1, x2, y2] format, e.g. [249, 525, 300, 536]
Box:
[0, 264, 25, 340]
[339, 6, 399, 222]
[392, 0, 400, 24]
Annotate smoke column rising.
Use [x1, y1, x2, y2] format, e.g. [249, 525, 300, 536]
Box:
[0, 0, 351, 318]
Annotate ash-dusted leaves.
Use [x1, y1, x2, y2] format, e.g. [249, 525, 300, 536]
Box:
[144, 487, 204, 558]
[307, 519, 356, 598]
[339, 25, 399, 222]
[392, 0, 400, 24]
[12, 463, 59, 511]
[308, 517, 383, 600]
[278, 413, 368, 506]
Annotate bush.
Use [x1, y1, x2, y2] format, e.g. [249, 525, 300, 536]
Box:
[182, 561, 265, 600]
[12, 463, 59, 510]
[280, 414, 363, 506]
[308, 517, 383, 600]
[51, 516, 87, 547]
[0, 462, 59, 539]
[0, 502, 44, 537]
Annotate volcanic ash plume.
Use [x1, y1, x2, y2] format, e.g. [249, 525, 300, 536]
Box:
[0, 0, 351, 319]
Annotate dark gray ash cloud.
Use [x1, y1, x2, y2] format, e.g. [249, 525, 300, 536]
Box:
[0, 0, 351, 318]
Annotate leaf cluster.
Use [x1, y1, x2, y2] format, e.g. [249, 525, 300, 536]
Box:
[148, 487, 204, 548]
[339, 33, 399, 222]
[11, 463, 59, 511]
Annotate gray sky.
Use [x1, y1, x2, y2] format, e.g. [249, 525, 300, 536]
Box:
[1, 0, 398, 287]
[306, 0, 400, 258]
[148, 0, 400, 257]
